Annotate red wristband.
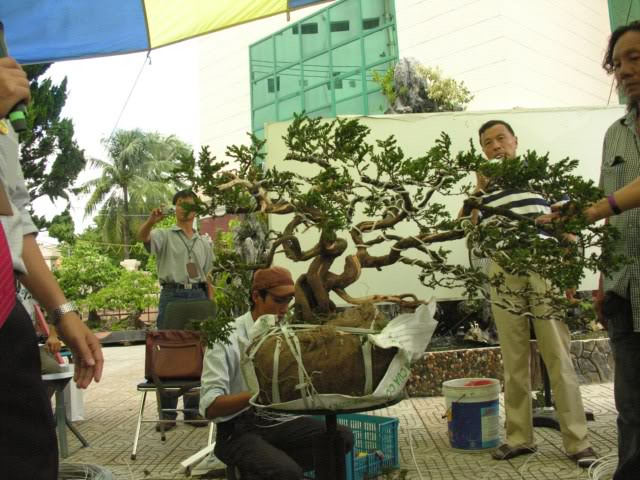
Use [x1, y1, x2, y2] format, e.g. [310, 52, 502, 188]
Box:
[607, 194, 622, 215]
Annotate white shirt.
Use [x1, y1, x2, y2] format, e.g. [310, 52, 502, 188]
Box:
[0, 120, 39, 274]
[199, 310, 254, 423]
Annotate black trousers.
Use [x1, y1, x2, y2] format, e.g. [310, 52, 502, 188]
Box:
[0, 301, 58, 479]
[604, 293, 640, 480]
[215, 409, 354, 480]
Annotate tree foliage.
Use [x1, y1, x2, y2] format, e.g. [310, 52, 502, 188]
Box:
[47, 209, 76, 245]
[20, 64, 87, 228]
[53, 242, 118, 302]
[54, 240, 161, 330]
[174, 114, 622, 324]
[81, 269, 159, 314]
[78, 129, 189, 258]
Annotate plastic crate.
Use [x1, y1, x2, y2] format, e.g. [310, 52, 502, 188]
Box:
[305, 413, 400, 480]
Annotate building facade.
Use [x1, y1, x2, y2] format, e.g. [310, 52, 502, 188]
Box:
[199, 0, 617, 158]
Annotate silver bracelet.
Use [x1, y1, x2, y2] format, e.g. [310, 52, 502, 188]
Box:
[50, 301, 79, 326]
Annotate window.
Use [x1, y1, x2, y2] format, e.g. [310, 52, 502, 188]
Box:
[330, 21, 350, 32]
[292, 23, 319, 35]
[250, 0, 398, 136]
[267, 77, 281, 93]
[363, 18, 380, 30]
[331, 72, 343, 90]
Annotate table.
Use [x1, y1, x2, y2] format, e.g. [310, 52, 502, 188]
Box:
[42, 372, 90, 458]
[266, 395, 404, 480]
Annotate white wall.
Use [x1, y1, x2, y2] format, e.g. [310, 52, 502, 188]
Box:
[397, 0, 614, 110]
[265, 106, 626, 303]
[198, 5, 328, 161]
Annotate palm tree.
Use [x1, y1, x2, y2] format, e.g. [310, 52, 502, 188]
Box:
[80, 129, 189, 258]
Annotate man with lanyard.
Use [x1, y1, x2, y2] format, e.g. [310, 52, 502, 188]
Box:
[138, 189, 214, 430]
[199, 266, 354, 480]
[464, 120, 597, 467]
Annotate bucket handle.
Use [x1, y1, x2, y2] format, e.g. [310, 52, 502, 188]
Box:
[441, 394, 466, 419]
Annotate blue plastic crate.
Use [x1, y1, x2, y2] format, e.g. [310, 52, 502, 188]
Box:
[305, 413, 400, 480]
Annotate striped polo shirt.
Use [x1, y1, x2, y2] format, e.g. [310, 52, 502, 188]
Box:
[479, 189, 553, 239]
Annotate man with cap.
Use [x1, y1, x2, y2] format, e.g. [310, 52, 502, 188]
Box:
[199, 265, 354, 480]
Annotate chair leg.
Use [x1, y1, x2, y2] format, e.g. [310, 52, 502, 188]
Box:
[208, 421, 214, 446]
[131, 391, 148, 460]
[155, 389, 167, 441]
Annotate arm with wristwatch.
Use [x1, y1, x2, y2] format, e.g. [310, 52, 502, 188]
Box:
[0, 55, 103, 389]
[20, 235, 103, 388]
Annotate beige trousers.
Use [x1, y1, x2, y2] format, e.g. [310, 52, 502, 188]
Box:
[488, 261, 590, 454]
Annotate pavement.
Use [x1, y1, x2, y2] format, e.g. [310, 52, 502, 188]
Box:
[59, 344, 619, 479]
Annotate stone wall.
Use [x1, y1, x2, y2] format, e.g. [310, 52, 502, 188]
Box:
[406, 337, 613, 397]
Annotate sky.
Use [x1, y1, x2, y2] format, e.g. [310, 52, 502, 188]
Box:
[31, 40, 200, 238]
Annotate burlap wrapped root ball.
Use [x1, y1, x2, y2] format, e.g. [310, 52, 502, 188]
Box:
[251, 304, 398, 404]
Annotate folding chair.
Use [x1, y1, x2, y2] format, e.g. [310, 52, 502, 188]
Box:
[131, 299, 217, 460]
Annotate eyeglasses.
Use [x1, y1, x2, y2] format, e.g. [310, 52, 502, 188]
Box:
[268, 294, 294, 305]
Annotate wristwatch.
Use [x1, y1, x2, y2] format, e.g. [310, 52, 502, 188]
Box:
[50, 301, 79, 326]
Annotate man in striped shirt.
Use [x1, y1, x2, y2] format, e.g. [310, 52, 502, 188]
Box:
[470, 120, 596, 467]
[199, 266, 353, 480]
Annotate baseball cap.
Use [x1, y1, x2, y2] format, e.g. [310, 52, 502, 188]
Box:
[252, 266, 295, 297]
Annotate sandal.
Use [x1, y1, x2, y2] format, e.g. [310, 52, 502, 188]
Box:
[491, 443, 537, 460]
[569, 447, 598, 469]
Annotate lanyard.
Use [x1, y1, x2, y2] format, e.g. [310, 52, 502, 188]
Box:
[175, 230, 198, 261]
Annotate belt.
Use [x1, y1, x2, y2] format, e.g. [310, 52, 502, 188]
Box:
[161, 282, 207, 290]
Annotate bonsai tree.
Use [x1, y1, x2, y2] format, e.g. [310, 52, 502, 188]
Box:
[174, 114, 623, 326]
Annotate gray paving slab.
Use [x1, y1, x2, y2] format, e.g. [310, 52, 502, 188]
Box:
[59, 344, 619, 479]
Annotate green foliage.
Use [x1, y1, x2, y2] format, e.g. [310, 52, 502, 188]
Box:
[416, 65, 474, 111]
[372, 59, 473, 114]
[532, 389, 554, 409]
[173, 113, 623, 324]
[81, 269, 159, 313]
[78, 129, 189, 258]
[199, 227, 253, 347]
[464, 151, 624, 290]
[20, 64, 87, 217]
[53, 243, 118, 301]
[47, 209, 76, 245]
[462, 152, 627, 318]
[70, 223, 151, 268]
[172, 139, 266, 219]
[372, 66, 399, 107]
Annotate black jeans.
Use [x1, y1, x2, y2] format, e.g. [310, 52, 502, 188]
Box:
[215, 409, 354, 480]
[603, 293, 640, 480]
[0, 301, 58, 479]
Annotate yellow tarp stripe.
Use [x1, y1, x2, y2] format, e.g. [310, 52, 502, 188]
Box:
[145, 0, 289, 48]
